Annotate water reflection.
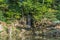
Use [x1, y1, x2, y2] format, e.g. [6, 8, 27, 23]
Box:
[0, 34, 60, 40]
[18, 35, 60, 40]
[0, 30, 60, 40]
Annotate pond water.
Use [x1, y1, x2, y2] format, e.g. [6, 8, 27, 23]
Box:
[0, 28, 60, 40]
[0, 34, 60, 40]
[18, 36, 60, 40]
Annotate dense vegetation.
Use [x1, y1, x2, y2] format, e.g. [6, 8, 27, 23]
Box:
[0, 0, 60, 40]
[0, 0, 60, 22]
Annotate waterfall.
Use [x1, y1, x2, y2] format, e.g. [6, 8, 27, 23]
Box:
[27, 14, 31, 28]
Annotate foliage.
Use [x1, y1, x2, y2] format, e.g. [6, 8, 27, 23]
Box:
[0, 0, 60, 40]
[0, 0, 60, 24]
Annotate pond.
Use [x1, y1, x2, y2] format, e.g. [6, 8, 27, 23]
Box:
[18, 36, 60, 40]
[0, 34, 60, 40]
[0, 27, 60, 40]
